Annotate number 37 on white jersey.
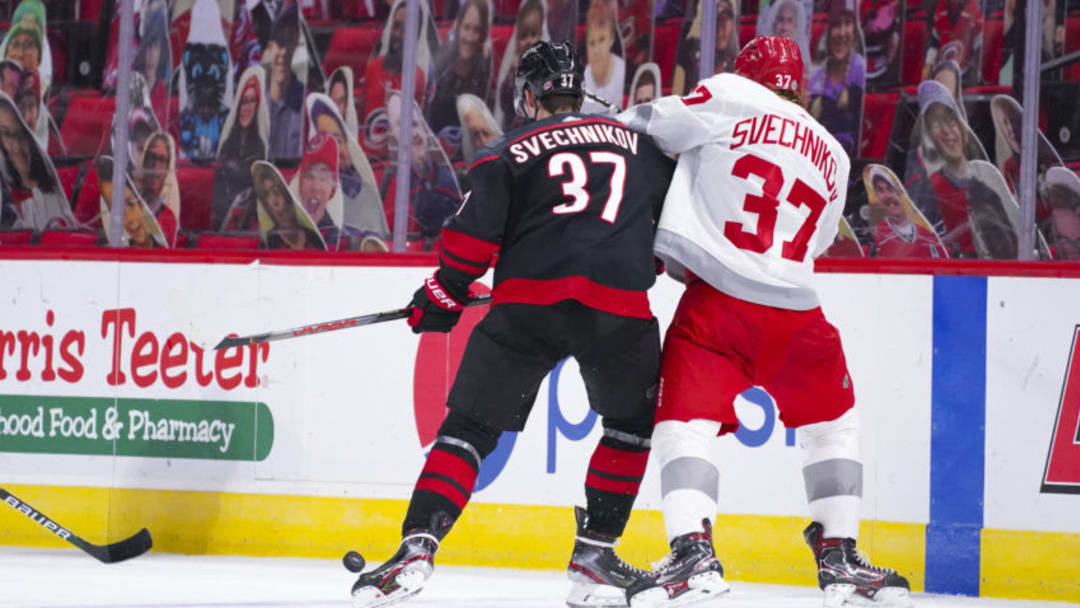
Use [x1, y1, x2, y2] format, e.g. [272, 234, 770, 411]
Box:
[617, 72, 851, 311]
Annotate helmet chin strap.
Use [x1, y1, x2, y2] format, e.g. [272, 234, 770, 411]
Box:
[520, 89, 540, 121]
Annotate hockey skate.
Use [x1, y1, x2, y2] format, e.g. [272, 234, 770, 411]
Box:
[626, 519, 730, 608]
[565, 506, 654, 608]
[349, 513, 452, 607]
[804, 521, 913, 608]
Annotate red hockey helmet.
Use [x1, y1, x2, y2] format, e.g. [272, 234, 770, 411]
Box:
[734, 36, 805, 96]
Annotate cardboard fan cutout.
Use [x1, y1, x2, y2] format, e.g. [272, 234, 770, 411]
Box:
[427, 0, 494, 133]
[921, 0, 984, 86]
[0, 91, 77, 232]
[0, 0, 52, 148]
[903, 80, 993, 256]
[823, 216, 865, 257]
[101, 72, 163, 169]
[627, 62, 661, 107]
[618, 0, 654, 98]
[360, 0, 439, 119]
[493, 0, 550, 129]
[1042, 166, 1080, 260]
[215, 66, 270, 231]
[252, 159, 327, 250]
[860, 0, 903, 88]
[863, 163, 948, 258]
[98, 156, 169, 249]
[0, 59, 45, 149]
[178, 0, 234, 162]
[756, 0, 812, 75]
[383, 90, 462, 247]
[326, 67, 361, 139]
[0, 0, 53, 98]
[261, 1, 312, 159]
[990, 94, 1064, 201]
[808, 0, 866, 158]
[581, 0, 626, 114]
[306, 92, 388, 245]
[456, 93, 502, 167]
[672, 0, 738, 96]
[136, 131, 181, 248]
[287, 131, 343, 249]
[103, 0, 173, 128]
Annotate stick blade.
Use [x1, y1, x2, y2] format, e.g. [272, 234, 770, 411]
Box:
[84, 528, 153, 564]
[214, 334, 266, 351]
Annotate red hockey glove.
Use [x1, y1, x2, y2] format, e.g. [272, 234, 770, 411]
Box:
[408, 273, 467, 334]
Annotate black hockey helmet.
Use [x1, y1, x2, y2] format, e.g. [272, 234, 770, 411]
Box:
[514, 40, 584, 118]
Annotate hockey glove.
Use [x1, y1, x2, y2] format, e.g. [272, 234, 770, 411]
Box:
[408, 272, 469, 334]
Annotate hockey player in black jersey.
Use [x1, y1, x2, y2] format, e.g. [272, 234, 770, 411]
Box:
[347, 41, 675, 608]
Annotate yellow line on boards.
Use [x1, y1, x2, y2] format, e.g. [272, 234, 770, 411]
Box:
[0, 485, 935, 594]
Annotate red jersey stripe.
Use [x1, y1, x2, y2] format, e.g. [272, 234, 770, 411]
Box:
[588, 444, 650, 477]
[584, 472, 642, 495]
[468, 154, 501, 171]
[426, 449, 479, 490]
[492, 276, 652, 319]
[415, 477, 470, 509]
[441, 228, 500, 265]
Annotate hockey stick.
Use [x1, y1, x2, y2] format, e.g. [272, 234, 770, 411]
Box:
[213, 294, 493, 350]
[585, 90, 619, 112]
[0, 487, 152, 564]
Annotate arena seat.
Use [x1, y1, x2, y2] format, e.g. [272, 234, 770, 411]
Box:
[38, 230, 100, 247]
[982, 16, 1004, 85]
[72, 161, 102, 228]
[739, 21, 756, 49]
[653, 20, 682, 87]
[0, 230, 34, 246]
[902, 18, 928, 86]
[491, 24, 513, 79]
[1066, 16, 1080, 82]
[176, 164, 217, 232]
[59, 94, 113, 157]
[195, 234, 260, 250]
[810, 15, 825, 54]
[861, 91, 900, 160]
[322, 25, 382, 83]
[54, 165, 81, 202]
[79, 0, 105, 22]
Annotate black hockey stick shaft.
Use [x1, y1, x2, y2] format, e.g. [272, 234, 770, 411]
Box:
[0, 487, 152, 564]
[213, 294, 493, 350]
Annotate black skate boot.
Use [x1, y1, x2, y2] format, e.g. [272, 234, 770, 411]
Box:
[804, 521, 913, 608]
[626, 519, 730, 608]
[565, 506, 653, 608]
[350, 512, 453, 607]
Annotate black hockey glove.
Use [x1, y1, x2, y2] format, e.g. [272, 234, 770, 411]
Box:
[408, 272, 470, 334]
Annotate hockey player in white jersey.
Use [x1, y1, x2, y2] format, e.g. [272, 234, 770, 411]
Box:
[617, 36, 913, 608]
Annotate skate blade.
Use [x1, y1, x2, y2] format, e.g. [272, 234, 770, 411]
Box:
[629, 571, 730, 608]
[823, 584, 913, 608]
[566, 581, 627, 607]
[351, 563, 433, 608]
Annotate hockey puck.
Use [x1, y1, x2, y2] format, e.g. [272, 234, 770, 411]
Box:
[343, 550, 366, 572]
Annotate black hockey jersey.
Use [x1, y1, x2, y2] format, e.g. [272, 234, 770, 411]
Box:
[437, 113, 675, 319]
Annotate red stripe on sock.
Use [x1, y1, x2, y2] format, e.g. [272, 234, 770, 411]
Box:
[585, 472, 642, 495]
[426, 448, 479, 492]
[415, 477, 470, 509]
[588, 443, 649, 478]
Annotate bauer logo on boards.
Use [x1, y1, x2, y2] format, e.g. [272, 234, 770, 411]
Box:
[1040, 325, 1080, 495]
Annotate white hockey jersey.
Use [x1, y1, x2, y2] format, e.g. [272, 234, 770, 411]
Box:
[618, 73, 851, 311]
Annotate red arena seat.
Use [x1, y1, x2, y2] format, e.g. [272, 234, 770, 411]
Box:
[59, 94, 114, 157]
[1066, 16, 1080, 82]
[38, 230, 100, 247]
[195, 234, 260, 250]
[322, 25, 382, 84]
[0, 230, 34, 246]
[982, 16, 1004, 85]
[902, 18, 929, 86]
[176, 164, 218, 232]
[861, 91, 900, 160]
[653, 20, 682, 87]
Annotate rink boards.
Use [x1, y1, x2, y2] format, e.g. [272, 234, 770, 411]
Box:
[0, 257, 1077, 603]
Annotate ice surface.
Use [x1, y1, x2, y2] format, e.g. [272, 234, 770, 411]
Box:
[0, 548, 1069, 607]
